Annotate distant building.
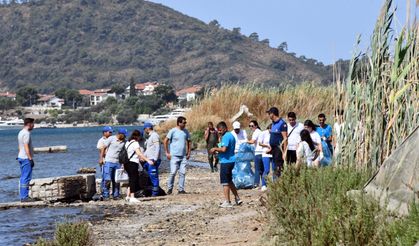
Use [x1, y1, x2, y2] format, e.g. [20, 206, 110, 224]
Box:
[78, 88, 117, 106]
[125, 82, 159, 96]
[37, 95, 65, 109]
[0, 92, 16, 101]
[176, 86, 202, 102]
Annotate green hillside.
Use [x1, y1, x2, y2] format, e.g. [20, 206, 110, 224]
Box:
[0, 0, 340, 92]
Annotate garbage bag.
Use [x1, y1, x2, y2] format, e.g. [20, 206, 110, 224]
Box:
[320, 141, 332, 166]
[235, 143, 255, 162]
[232, 161, 255, 189]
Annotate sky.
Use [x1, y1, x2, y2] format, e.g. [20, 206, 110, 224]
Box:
[149, 0, 415, 65]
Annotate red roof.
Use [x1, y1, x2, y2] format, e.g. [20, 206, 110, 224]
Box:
[0, 92, 16, 98]
[176, 86, 202, 96]
[79, 89, 94, 95]
[94, 88, 111, 93]
[38, 94, 55, 102]
[135, 82, 159, 90]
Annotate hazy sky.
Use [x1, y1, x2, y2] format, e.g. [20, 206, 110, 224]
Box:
[149, 0, 415, 65]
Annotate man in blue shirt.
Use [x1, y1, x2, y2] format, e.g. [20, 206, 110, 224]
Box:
[317, 113, 333, 155]
[210, 121, 242, 208]
[164, 116, 191, 195]
[266, 107, 288, 179]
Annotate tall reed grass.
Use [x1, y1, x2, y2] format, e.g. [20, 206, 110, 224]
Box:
[158, 83, 334, 134]
[336, 0, 419, 168]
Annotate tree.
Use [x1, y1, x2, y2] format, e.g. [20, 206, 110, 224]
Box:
[209, 19, 220, 28]
[154, 84, 177, 103]
[0, 97, 16, 112]
[16, 86, 38, 106]
[129, 77, 136, 97]
[249, 32, 259, 42]
[110, 84, 125, 95]
[55, 88, 82, 109]
[260, 39, 270, 45]
[278, 42, 288, 51]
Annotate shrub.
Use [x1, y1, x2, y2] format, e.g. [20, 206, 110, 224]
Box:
[35, 222, 92, 246]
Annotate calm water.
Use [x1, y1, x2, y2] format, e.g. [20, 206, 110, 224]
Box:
[0, 126, 141, 245]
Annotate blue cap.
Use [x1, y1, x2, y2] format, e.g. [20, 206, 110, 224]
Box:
[118, 128, 128, 136]
[102, 126, 113, 132]
[143, 122, 153, 129]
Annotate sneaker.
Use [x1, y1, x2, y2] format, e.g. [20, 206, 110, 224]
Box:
[219, 201, 233, 208]
[129, 197, 141, 203]
[167, 189, 173, 195]
[214, 167, 218, 172]
[261, 186, 268, 192]
[234, 197, 243, 206]
[112, 196, 121, 201]
[178, 190, 187, 195]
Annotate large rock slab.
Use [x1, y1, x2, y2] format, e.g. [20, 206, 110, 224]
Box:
[29, 174, 96, 202]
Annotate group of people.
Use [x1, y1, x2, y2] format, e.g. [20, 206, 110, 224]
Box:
[96, 116, 191, 203]
[205, 107, 342, 196]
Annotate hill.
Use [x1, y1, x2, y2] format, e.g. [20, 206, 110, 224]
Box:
[0, 0, 341, 92]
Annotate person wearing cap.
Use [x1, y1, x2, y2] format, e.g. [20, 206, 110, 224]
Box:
[164, 116, 191, 195]
[266, 107, 288, 178]
[96, 126, 113, 200]
[143, 122, 162, 196]
[102, 128, 128, 200]
[231, 121, 248, 153]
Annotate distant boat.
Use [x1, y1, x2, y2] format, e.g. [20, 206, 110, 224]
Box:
[148, 108, 190, 125]
[0, 118, 24, 130]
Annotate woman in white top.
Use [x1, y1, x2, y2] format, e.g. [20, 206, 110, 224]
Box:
[258, 124, 273, 191]
[247, 120, 263, 188]
[303, 120, 323, 153]
[124, 129, 154, 203]
[296, 129, 320, 167]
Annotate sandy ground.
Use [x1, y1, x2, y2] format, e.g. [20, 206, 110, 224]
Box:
[91, 166, 269, 246]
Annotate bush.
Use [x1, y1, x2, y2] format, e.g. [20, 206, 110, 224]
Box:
[267, 166, 406, 245]
[35, 222, 92, 246]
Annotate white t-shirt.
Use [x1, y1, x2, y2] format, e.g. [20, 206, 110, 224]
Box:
[310, 131, 322, 146]
[287, 122, 304, 151]
[297, 141, 316, 167]
[251, 128, 263, 155]
[259, 130, 272, 158]
[231, 129, 248, 153]
[96, 137, 107, 150]
[125, 140, 141, 164]
[18, 128, 33, 159]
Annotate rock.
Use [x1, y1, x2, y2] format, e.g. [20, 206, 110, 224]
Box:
[77, 167, 97, 174]
[29, 174, 96, 202]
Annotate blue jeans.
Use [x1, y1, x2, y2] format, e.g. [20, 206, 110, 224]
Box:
[18, 158, 32, 200]
[102, 162, 121, 198]
[254, 154, 264, 187]
[144, 160, 161, 196]
[262, 157, 276, 186]
[167, 156, 187, 191]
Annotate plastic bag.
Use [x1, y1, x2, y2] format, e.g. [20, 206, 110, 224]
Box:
[115, 168, 129, 183]
[233, 161, 255, 189]
[235, 143, 255, 162]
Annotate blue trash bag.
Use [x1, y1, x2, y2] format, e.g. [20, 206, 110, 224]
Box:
[320, 141, 332, 166]
[232, 161, 255, 189]
[235, 143, 255, 162]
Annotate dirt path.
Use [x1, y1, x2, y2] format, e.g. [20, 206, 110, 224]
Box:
[91, 166, 268, 246]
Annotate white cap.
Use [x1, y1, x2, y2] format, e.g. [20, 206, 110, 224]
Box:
[232, 121, 241, 129]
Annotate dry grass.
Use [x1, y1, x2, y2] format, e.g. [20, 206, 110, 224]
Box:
[157, 83, 334, 134]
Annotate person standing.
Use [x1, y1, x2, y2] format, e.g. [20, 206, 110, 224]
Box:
[124, 129, 154, 203]
[286, 112, 304, 164]
[304, 120, 323, 153]
[102, 128, 128, 200]
[143, 122, 162, 196]
[247, 120, 263, 188]
[266, 107, 288, 178]
[231, 121, 248, 153]
[316, 113, 333, 155]
[17, 118, 35, 202]
[258, 124, 273, 192]
[204, 122, 219, 172]
[164, 116, 191, 195]
[296, 129, 320, 168]
[209, 121, 242, 208]
[96, 126, 113, 200]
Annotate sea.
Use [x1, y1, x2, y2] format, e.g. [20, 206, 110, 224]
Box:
[0, 126, 144, 245]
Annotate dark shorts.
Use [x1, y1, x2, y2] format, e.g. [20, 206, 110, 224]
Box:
[220, 162, 235, 185]
[286, 150, 297, 163]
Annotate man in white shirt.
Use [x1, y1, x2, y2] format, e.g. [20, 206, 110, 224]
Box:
[286, 112, 304, 164]
[231, 121, 248, 153]
[17, 118, 35, 202]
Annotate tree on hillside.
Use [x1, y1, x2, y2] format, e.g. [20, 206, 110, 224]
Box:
[129, 77, 136, 97]
[249, 32, 259, 42]
[278, 42, 288, 51]
[261, 39, 270, 45]
[154, 84, 177, 103]
[110, 84, 125, 95]
[209, 19, 220, 28]
[16, 86, 38, 106]
[55, 88, 82, 109]
[0, 97, 16, 112]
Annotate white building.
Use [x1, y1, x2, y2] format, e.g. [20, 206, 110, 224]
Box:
[79, 89, 116, 106]
[125, 82, 159, 96]
[176, 86, 202, 102]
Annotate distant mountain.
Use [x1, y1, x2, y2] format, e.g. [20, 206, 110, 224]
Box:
[0, 0, 344, 92]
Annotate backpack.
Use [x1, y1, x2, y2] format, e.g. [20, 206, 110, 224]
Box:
[119, 141, 136, 165]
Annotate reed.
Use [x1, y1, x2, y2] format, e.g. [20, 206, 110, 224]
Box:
[336, 0, 419, 168]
